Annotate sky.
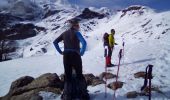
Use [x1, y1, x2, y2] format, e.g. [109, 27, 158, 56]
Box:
[68, 0, 170, 12]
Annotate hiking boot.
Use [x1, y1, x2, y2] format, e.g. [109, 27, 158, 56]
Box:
[106, 64, 115, 67]
[110, 63, 115, 66]
[106, 64, 113, 67]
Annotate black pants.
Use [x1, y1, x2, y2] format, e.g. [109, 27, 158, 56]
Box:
[63, 52, 83, 82]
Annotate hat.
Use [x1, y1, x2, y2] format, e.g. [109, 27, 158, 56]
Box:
[111, 29, 115, 34]
[68, 19, 79, 25]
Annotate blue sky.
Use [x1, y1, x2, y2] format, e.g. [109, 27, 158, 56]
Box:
[68, 0, 170, 12]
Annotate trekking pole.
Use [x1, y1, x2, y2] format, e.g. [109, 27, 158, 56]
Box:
[113, 49, 122, 100]
[141, 64, 153, 100]
[105, 56, 107, 98]
[148, 65, 153, 100]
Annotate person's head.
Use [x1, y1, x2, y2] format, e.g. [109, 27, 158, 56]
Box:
[69, 19, 80, 31]
[111, 29, 115, 35]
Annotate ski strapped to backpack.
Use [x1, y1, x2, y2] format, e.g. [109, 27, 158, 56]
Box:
[141, 64, 153, 100]
[113, 49, 123, 100]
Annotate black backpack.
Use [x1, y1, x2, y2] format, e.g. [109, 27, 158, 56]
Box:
[103, 33, 109, 46]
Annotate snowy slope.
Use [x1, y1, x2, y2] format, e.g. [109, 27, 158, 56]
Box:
[0, 5, 170, 100]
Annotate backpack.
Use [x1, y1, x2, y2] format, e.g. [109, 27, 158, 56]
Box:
[103, 33, 109, 46]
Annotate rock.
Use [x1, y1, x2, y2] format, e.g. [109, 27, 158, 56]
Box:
[134, 71, 153, 79]
[59, 73, 65, 83]
[30, 73, 61, 88]
[10, 90, 42, 100]
[107, 81, 124, 90]
[99, 72, 117, 80]
[84, 74, 105, 86]
[134, 71, 146, 79]
[30, 95, 43, 100]
[91, 77, 105, 86]
[126, 91, 138, 98]
[1, 73, 62, 100]
[84, 74, 96, 86]
[9, 76, 34, 92]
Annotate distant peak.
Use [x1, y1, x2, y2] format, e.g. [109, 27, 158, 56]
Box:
[120, 5, 154, 18]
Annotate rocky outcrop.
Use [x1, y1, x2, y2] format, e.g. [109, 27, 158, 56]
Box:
[120, 5, 145, 18]
[0, 13, 22, 29]
[0, 73, 107, 100]
[3, 23, 45, 40]
[76, 8, 105, 19]
[1, 73, 62, 100]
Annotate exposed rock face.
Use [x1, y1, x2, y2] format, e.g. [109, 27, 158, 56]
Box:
[0, 13, 22, 30]
[76, 8, 105, 19]
[120, 5, 145, 18]
[0, 13, 46, 61]
[3, 23, 45, 40]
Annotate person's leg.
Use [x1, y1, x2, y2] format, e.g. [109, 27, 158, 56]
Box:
[62, 52, 73, 99]
[63, 52, 72, 82]
[73, 53, 89, 99]
[73, 53, 83, 79]
[108, 47, 114, 65]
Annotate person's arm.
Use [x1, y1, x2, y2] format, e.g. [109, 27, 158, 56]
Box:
[76, 32, 87, 56]
[53, 34, 63, 55]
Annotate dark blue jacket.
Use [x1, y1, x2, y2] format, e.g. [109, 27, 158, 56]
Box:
[53, 28, 86, 56]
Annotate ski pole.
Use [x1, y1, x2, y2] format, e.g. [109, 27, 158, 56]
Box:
[148, 65, 153, 100]
[141, 64, 153, 100]
[113, 49, 122, 100]
[105, 56, 107, 98]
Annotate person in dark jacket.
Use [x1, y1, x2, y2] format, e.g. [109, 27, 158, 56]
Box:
[53, 19, 89, 99]
[103, 32, 112, 67]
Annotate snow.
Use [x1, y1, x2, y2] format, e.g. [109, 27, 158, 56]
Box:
[0, 5, 170, 100]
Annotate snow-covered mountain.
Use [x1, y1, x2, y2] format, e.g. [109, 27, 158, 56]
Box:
[0, 2, 170, 100]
